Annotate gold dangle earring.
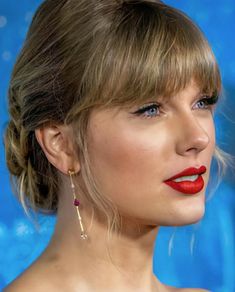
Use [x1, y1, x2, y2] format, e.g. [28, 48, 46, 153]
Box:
[68, 169, 88, 240]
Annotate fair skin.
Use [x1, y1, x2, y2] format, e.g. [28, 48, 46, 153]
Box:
[5, 79, 213, 292]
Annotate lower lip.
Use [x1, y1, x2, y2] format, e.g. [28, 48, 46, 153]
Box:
[164, 175, 204, 195]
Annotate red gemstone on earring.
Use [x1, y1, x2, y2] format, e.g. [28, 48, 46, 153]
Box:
[74, 199, 80, 206]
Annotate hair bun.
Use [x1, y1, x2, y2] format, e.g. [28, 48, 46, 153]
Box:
[5, 120, 27, 176]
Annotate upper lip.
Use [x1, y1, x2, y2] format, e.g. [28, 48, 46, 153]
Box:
[164, 165, 207, 181]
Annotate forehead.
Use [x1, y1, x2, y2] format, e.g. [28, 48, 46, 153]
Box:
[168, 79, 203, 101]
[89, 80, 203, 122]
[121, 78, 205, 109]
[67, 0, 221, 123]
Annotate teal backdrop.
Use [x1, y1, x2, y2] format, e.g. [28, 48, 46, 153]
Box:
[0, 1, 234, 291]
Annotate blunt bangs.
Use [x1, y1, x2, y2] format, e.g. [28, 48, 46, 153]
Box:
[73, 1, 221, 113]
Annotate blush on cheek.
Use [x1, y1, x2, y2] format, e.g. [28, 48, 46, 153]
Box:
[87, 109, 172, 193]
[89, 133, 165, 211]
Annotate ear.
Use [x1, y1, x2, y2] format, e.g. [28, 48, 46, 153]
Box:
[35, 124, 80, 175]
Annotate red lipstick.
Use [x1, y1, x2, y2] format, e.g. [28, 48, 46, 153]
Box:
[164, 165, 207, 195]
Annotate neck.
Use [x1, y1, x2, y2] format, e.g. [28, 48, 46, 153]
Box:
[43, 183, 164, 291]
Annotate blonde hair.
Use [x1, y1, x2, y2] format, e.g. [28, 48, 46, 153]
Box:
[4, 0, 232, 233]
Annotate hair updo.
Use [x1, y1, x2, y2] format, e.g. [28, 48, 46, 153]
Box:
[4, 0, 231, 231]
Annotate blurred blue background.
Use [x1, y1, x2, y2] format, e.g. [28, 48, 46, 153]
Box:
[0, 1, 234, 291]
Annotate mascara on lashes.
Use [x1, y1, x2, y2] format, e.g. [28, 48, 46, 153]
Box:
[132, 95, 219, 116]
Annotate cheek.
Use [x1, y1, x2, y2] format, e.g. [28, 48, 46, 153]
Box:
[87, 117, 172, 209]
[86, 110, 216, 224]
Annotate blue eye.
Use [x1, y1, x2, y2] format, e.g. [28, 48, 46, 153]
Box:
[194, 95, 219, 110]
[196, 100, 207, 109]
[134, 103, 160, 118]
[132, 95, 218, 118]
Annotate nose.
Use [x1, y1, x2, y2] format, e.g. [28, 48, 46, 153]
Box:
[175, 113, 211, 156]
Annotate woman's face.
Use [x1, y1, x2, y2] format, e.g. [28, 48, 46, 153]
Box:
[86, 79, 216, 226]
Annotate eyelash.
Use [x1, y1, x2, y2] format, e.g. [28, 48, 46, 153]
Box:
[133, 95, 219, 119]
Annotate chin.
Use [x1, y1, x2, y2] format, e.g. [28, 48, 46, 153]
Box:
[144, 206, 205, 227]
[173, 202, 206, 226]
[155, 195, 206, 227]
[173, 189, 207, 225]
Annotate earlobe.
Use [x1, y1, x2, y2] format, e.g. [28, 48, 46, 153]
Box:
[35, 124, 80, 175]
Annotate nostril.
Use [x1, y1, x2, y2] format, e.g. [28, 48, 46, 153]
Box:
[186, 147, 197, 152]
[176, 133, 210, 156]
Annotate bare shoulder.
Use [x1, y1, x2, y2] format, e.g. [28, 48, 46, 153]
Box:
[4, 277, 50, 292]
[3, 268, 56, 292]
[3, 256, 62, 292]
[165, 285, 209, 292]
